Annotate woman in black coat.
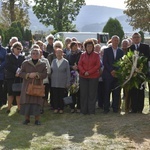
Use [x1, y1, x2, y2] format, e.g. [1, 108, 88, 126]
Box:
[5, 42, 25, 113]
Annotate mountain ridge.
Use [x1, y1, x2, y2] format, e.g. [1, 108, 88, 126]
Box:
[28, 5, 134, 32]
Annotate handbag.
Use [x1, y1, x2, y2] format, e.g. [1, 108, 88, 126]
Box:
[12, 83, 22, 92]
[63, 96, 73, 105]
[26, 79, 45, 97]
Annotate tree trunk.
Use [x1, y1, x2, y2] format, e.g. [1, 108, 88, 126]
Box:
[57, 0, 63, 31]
[10, 0, 15, 23]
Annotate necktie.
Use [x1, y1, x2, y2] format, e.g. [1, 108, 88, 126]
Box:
[136, 44, 139, 50]
[113, 50, 116, 59]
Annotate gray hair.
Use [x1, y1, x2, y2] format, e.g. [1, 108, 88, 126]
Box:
[111, 35, 120, 40]
[121, 39, 129, 45]
[9, 37, 18, 43]
[65, 37, 72, 43]
[46, 34, 54, 41]
[31, 48, 40, 54]
[94, 44, 101, 48]
[31, 44, 40, 49]
[53, 40, 63, 49]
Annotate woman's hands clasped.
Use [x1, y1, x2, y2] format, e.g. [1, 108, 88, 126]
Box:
[29, 72, 37, 78]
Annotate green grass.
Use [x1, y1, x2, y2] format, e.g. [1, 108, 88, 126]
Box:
[0, 90, 150, 150]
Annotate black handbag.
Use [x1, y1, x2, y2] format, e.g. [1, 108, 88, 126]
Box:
[12, 83, 22, 92]
[63, 96, 73, 105]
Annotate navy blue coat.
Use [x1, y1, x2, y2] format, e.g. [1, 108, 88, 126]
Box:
[0, 45, 7, 80]
[102, 47, 124, 79]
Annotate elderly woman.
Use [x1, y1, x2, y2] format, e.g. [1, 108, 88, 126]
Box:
[46, 34, 54, 54]
[47, 41, 64, 109]
[19, 48, 47, 125]
[78, 39, 100, 115]
[67, 41, 82, 113]
[5, 42, 25, 113]
[51, 48, 70, 114]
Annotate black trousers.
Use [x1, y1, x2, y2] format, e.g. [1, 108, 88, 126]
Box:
[52, 87, 65, 110]
[2, 80, 8, 105]
[0, 80, 4, 106]
[80, 77, 99, 114]
[103, 78, 121, 112]
[130, 87, 144, 113]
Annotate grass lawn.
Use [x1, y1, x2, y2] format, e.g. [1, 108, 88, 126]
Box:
[0, 90, 150, 150]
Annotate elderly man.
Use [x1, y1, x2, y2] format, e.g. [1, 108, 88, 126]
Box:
[102, 35, 124, 114]
[129, 32, 150, 113]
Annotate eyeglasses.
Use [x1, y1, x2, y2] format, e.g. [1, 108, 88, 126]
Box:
[31, 52, 39, 55]
[16, 47, 21, 51]
[55, 46, 61, 48]
[133, 36, 140, 39]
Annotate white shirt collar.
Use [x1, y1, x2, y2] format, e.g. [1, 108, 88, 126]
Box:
[56, 58, 64, 67]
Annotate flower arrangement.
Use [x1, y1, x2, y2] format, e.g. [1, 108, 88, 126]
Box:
[114, 50, 149, 90]
[69, 70, 79, 94]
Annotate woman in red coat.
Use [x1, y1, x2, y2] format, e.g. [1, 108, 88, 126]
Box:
[78, 39, 100, 115]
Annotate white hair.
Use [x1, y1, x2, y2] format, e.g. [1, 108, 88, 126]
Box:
[46, 34, 54, 41]
[53, 40, 63, 49]
[9, 37, 18, 43]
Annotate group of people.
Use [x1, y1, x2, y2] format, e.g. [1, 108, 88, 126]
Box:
[0, 32, 149, 125]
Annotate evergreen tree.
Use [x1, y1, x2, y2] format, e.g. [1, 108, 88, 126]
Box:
[103, 18, 124, 42]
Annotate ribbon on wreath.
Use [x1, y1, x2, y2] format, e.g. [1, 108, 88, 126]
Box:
[114, 50, 145, 90]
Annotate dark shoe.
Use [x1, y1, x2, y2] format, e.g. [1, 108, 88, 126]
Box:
[35, 120, 41, 125]
[137, 111, 142, 114]
[23, 120, 30, 125]
[6, 109, 10, 114]
[40, 109, 44, 114]
[129, 111, 137, 114]
[113, 110, 119, 113]
[103, 110, 109, 114]
[98, 106, 104, 110]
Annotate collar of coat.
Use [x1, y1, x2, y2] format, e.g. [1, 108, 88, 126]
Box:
[28, 58, 43, 66]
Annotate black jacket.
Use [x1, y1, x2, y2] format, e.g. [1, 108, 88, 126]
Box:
[5, 53, 25, 79]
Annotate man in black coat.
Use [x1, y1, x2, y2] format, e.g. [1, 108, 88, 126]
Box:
[129, 32, 150, 113]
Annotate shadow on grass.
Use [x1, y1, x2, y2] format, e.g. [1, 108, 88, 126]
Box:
[0, 102, 149, 149]
[96, 111, 150, 144]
